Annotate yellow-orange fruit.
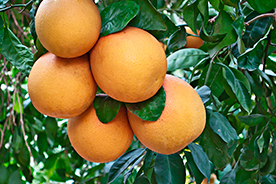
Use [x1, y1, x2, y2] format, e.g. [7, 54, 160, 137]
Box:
[127, 74, 206, 155]
[185, 27, 204, 49]
[67, 105, 134, 163]
[28, 52, 97, 119]
[90, 26, 167, 103]
[35, 0, 101, 58]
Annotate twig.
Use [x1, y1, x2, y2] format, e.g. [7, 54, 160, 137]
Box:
[0, 0, 33, 12]
[245, 13, 276, 26]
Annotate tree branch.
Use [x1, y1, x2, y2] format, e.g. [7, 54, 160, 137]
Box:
[245, 13, 276, 26]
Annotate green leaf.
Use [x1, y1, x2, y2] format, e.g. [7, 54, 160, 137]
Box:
[246, 0, 276, 13]
[196, 85, 211, 104]
[238, 41, 264, 71]
[12, 93, 23, 114]
[209, 0, 221, 11]
[240, 145, 262, 171]
[0, 166, 9, 184]
[33, 38, 48, 62]
[108, 148, 146, 183]
[100, 1, 139, 36]
[1, 27, 33, 76]
[125, 86, 165, 121]
[154, 153, 185, 184]
[199, 29, 226, 43]
[93, 96, 121, 123]
[182, 2, 200, 34]
[242, 11, 273, 48]
[143, 149, 154, 174]
[230, 67, 251, 92]
[207, 10, 237, 56]
[238, 114, 266, 126]
[167, 27, 186, 53]
[244, 71, 265, 98]
[199, 63, 225, 97]
[222, 64, 252, 112]
[197, 0, 209, 26]
[188, 143, 211, 180]
[134, 174, 151, 184]
[220, 168, 236, 184]
[167, 48, 208, 72]
[208, 111, 238, 144]
[232, 16, 245, 39]
[8, 169, 22, 184]
[201, 126, 231, 169]
[185, 151, 205, 184]
[261, 175, 276, 184]
[129, 0, 166, 31]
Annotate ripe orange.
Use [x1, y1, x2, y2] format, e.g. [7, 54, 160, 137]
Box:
[28, 52, 97, 119]
[90, 26, 167, 103]
[67, 105, 134, 163]
[185, 27, 204, 49]
[127, 74, 206, 155]
[35, 0, 101, 58]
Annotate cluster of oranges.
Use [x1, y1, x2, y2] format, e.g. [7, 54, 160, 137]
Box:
[28, 0, 206, 163]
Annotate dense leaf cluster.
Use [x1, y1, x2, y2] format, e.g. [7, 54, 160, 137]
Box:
[0, 0, 276, 183]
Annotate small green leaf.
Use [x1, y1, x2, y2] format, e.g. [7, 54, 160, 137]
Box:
[188, 143, 211, 181]
[257, 133, 265, 153]
[201, 126, 231, 169]
[238, 114, 266, 126]
[220, 168, 236, 184]
[154, 153, 185, 184]
[108, 148, 146, 183]
[1, 27, 33, 76]
[12, 93, 23, 114]
[199, 29, 226, 43]
[167, 48, 208, 72]
[129, 0, 166, 31]
[167, 27, 186, 53]
[185, 151, 205, 184]
[246, 0, 276, 13]
[232, 16, 245, 39]
[134, 174, 151, 184]
[93, 96, 122, 123]
[196, 85, 211, 104]
[125, 86, 165, 121]
[197, 0, 208, 26]
[100, 1, 139, 36]
[208, 111, 238, 144]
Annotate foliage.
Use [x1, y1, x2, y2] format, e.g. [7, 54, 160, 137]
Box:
[0, 0, 276, 183]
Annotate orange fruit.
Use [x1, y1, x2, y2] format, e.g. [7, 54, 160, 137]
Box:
[90, 26, 167, 103]
[185, 27, 204, 49]
[127, 74, 206, 155]
[35, 0, 101, 58]
[28, 52, 97, 119]
[67, 105, 134, 163]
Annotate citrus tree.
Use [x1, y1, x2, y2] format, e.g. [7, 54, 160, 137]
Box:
[0, 0, 276, 183]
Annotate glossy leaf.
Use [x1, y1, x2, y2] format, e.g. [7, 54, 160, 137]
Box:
[220, 168, 236, 184]
[208, 111, 238, 144]
[167, 27, 186, 53]
[167, 48, 208, 72]
[222, 65, 252, 112]
[188, 143, 211, 180]
[238, 41, 263, 71]
[246, 0, 276, 13]
[93, 95, 121, 123]
[238, 114, 266, 126]
[134, 174, 151, 184]
[125, 86, 165, 121]
[185, 151, 205, 184]
[129, 0, 166, 31]
[199, 63, 225, 97]
[154, 153, 185, 184]
[261, 175, 276, 184]
[232, 16, 245, 39]
[207, 10, 237, 56]
[182, 2, 200, 33]
[1, 27, 33, 76]
[108, 148, 146, 183]
[201, 126, 231, 169]
[242, 11, 273, 48]
[197, 0, 208, 26]
[100, 1, 139, 36]
[196, 85, 211, 104]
